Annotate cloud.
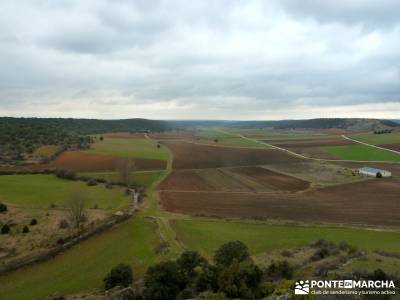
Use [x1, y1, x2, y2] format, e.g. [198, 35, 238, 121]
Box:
[0, 0, 399, 119]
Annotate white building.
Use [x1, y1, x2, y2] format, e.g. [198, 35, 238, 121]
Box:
[359, 167, 391, 178]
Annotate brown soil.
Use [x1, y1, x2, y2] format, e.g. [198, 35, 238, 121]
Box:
[103, 132, 146, 139]
[270, 139, 353, 148]
[229, 167, 309, 192]
[158, 170, 216, 191]
[161, 141, 303, 169]
[378, 144, 400, 152]
[160, 178, 400, 226]
[0, 152, 166, 172]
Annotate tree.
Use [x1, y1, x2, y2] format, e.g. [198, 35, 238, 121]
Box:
[143, 261, 184, 300]
[214, 241, 250, 267]
[1, 224, 10, 234]
[30, 218, 38, 226]
[66, 190, 87, 230]
[117, 158, 135, 187]
[104, 264, 133, 290]
[196, 265, 219, 293]
[217, 260, 263, 299]
[22, 225, 30, 233]
[0, 202, 7, 213]
[177, 250, 207, 280]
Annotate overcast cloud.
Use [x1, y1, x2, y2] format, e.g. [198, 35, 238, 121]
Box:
[0, 0, 399, 120]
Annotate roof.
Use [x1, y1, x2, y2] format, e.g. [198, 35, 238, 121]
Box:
[359, 167, 388, 173]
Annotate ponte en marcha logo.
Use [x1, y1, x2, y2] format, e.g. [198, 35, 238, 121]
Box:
[294, 279, 396, 296]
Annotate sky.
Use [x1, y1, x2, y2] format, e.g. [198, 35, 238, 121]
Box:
[0, 0, 399, 120]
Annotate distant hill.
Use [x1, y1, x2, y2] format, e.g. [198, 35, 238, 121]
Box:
[227, 118, 399, 131]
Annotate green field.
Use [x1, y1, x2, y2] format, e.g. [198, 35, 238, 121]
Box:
[349, 132, 400, 145]
[31, 145, 60, 158]
[85, 138, 169, 160]
[195, 128, 267, 148]
[79, 171, 164, 188]
[0, 219, 159, 300]
[173, 219, 400, 258]
[0, 175, 129, 209]
[323, 144, 400, 161]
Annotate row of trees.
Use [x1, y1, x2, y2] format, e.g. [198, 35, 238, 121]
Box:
[104, 241, 283, 300]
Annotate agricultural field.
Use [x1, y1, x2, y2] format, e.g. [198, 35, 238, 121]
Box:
[323, 144, 400, 162]
[85, 137, 169, 161]
[161, 140, 303, 169]
[194, 128, 267, 148]
[161, 177, 400, 226]
[0, 219, 159, 300]
[349, 132, 400, 145]
[172, 219, 400, 258]
[31, 145, 61, 159]
[0, 174, 130, 209]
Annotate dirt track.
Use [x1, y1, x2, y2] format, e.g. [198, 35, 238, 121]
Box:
[160, 178, 400, 226]
[161, 140, 303, 169]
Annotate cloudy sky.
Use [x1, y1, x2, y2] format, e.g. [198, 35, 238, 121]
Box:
[0, 0, 399, 120]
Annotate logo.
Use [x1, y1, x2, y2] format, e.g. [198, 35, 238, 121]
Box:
[295, 280, 310, 295]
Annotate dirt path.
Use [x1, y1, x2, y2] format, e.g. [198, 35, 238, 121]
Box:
[342, 135, 400, 155]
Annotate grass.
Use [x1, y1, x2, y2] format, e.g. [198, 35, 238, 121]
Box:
[350, 132, 400, 145]
[323, 144, 400, 161]
[0, 218, 159, 300]
[79, 171, 163, 188]
[31, 145, 60, 158]
[172, 219, 400, 258]
[85, 138, 169, 160]
[0, 175, 129, 210]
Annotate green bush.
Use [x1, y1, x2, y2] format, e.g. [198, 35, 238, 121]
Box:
[104, 264, 133, 290]
[0, 203, 7, 213]
[1, 224, 10, 234]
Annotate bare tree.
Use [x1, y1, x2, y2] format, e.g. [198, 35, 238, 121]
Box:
[116, 158, 135, 187]
[66, 190, 87, 230]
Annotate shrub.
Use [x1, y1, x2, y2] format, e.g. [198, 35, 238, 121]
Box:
[104, 264, 133, 290]
[1, 224, 10, 234]
[310, 248, 330, 261]
[22, 225, 30, 233]
[30, 218, 38, 226]
[105, 182, 113, 189]
[58, 219, 69, 229]
[0, 203, 7, 213]
[55, 169, 76, 180]
[86, 179, 97, 186]
[266, 260, 293, 279]
[280, 249, 293, 257]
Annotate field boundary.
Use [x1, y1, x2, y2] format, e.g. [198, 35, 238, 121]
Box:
[342, 135, 400, 155]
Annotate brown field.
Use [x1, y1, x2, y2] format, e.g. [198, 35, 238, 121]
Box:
[160, 178, 400, 226]
[150, 131, 196, 140]
[158, 170, 215, 191]
[270, 139, 353, 148]
[161, 141, 303, 169]
[379, 144, 400, 152]
[229, 167, 310, 192]
[0, 152, 166, 172]
[158, 167, 308, 192]
[103, 132, 146, 139]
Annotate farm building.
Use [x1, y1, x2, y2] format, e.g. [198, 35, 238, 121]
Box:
[359, 167, 391, 178]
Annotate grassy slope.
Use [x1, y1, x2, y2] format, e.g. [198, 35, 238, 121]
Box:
[350, 132, 400, 145]
[323, 144, 400, 161]
[79, 171, 163, 188]
[31, 145, 60, 158]
[85, 138, 169, 160]
[173, 219, 400, 258]
[0, 175, 129, 209]
[0, 219, 159, 300]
